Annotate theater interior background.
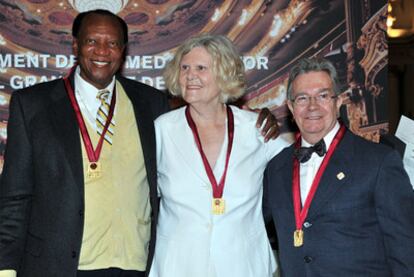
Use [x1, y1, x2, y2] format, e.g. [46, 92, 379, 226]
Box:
[0, 0, 399, 173]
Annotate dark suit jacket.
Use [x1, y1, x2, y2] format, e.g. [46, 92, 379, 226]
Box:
[264, 128, 414, 277]
[0, 73, 169, 276]
[380, 133, 406, 158]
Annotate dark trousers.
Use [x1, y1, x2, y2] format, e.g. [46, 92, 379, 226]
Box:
[77, 268, 145, 277]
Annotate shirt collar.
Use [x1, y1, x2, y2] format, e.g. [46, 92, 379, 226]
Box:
[74, 66, 115, 104]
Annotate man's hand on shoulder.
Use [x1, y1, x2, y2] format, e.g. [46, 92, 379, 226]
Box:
[243, 106, 280, 142]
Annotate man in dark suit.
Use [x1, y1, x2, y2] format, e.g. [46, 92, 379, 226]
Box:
[264, 58, 414, 276]
[0, 10, 168, 277]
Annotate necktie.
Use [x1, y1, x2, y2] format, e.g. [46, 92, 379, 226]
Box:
[294, 139, 326, 163]
[96, 90, 115, 145]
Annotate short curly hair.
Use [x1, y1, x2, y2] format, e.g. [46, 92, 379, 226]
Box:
[163, 33, 246, 103]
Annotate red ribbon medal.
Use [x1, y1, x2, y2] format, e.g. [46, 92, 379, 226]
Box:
[292, 124, 346, 247]
[185, 105, 234, 215]
[63, 66, 116, 179]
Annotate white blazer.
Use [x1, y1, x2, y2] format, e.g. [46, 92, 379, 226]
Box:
[150, 106, 289, 277]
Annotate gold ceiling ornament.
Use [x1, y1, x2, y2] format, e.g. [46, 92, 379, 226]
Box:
[68, 0, 129, 14]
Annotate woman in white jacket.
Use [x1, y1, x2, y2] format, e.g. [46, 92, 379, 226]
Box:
[149, 34, 289, 277]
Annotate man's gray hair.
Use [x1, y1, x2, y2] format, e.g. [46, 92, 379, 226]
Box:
[286, 57, 340, 100]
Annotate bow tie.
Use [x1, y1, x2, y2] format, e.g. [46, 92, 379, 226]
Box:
[294, 139, 327, 163]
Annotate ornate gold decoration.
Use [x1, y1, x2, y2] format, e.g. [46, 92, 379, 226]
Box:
[357, 5, 387, 123]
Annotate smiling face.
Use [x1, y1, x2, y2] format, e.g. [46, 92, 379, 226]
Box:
[179, 47, 221, 108]
[287, 71, 343, 144]
[72, 14, 125, 89]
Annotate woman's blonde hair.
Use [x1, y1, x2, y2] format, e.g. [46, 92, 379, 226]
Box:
[163, 33, 246, 103]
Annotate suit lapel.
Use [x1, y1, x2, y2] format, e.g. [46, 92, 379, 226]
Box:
[307, 130, 353, 218]
[49, 76, 84, 200]
[166, 108, 211, 185]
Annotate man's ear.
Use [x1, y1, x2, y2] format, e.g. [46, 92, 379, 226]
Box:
[72, 38, 79, 56]
[335, 94, 343, 111]
[287, 100, 294, 114]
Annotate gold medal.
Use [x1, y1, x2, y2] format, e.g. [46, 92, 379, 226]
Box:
[212, 198, 225, 215]
[87, 162, 102, 179]
[293, 229, 304, 247]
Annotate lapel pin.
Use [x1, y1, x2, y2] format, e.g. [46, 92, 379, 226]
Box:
[337, 172, 345, 180]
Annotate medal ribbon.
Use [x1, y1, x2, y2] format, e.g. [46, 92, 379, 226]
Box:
[63, 66, 116, 163]
[185, 105, 234, 199]
[292, 124, 346, 233]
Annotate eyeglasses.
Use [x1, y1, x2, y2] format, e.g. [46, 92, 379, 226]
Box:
[291, 91, 337, 106]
